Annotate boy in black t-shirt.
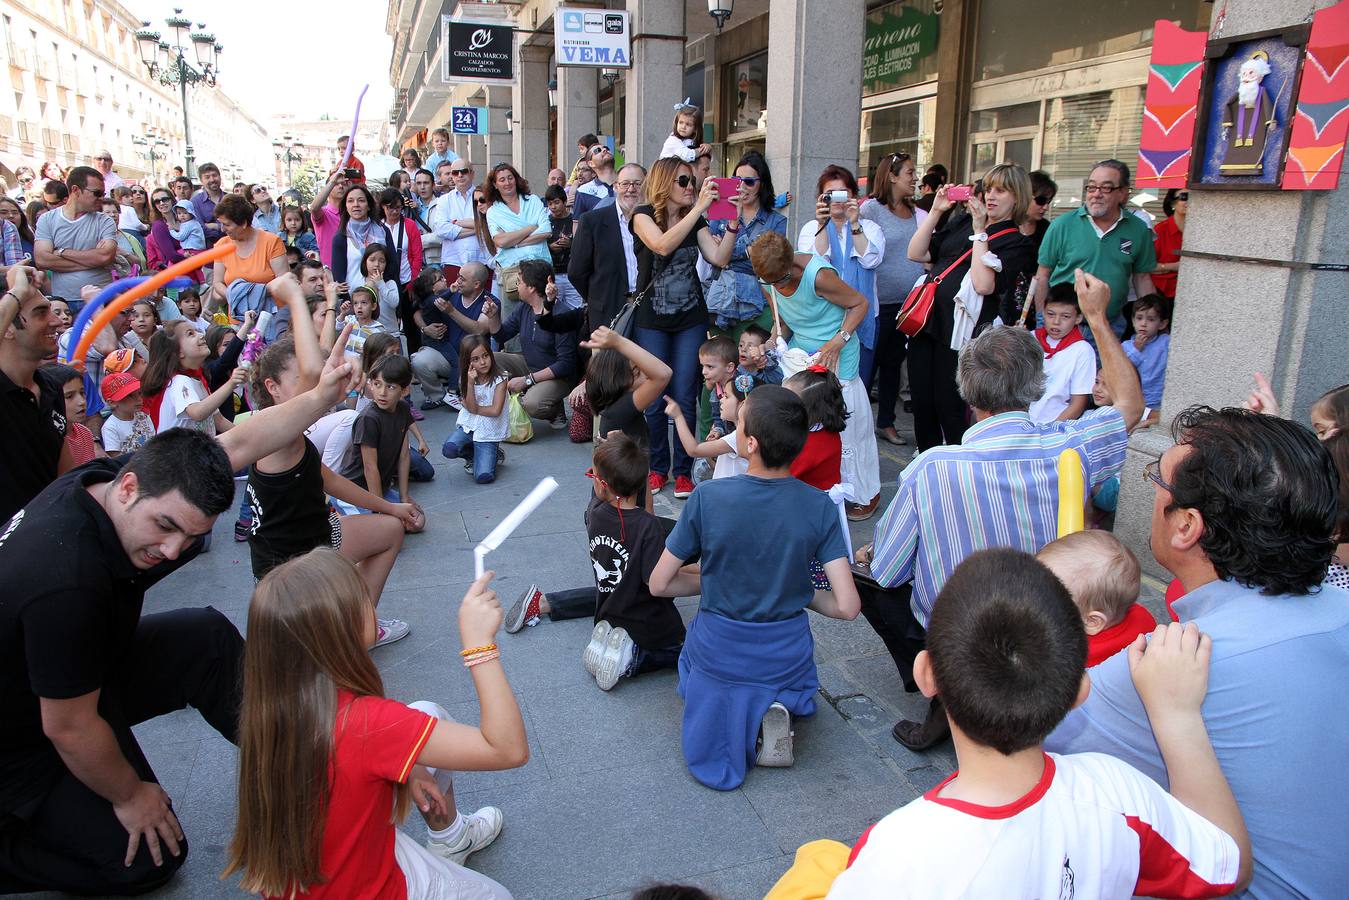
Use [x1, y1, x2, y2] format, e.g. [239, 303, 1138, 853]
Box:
[336, 355, 425, 531]
[504, 435, 700, 691]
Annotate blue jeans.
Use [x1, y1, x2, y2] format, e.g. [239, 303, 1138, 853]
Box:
[635, 322, 706, 478]
[441, 426, 499, 484]
[408, 444, 435, 482]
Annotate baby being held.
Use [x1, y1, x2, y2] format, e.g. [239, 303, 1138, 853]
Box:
[1037, 530, 1156, 667]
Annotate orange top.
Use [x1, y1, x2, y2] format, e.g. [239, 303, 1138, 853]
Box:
[219, 231, 286, 285]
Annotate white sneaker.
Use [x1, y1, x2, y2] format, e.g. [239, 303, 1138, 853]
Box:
[444, 391, 463, 411]
[595, 626, 635, 691]
[582, 621, 612, 675]
[756, 701, 794, 767]
[372, 618, 411, 648]
[426, 806, 504, 866]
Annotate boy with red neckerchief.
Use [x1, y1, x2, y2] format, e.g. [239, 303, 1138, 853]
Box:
[1028, 281, 1096, 424]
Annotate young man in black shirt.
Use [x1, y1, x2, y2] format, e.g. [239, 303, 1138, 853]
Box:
[0, 277, 362, 895]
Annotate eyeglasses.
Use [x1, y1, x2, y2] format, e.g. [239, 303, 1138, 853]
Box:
[1084, 183, 1120, 194]
[1034, 194, 1054, 206]
[84, 187, 105, 198]
[474, 197, 487, 205]
[1143, 459, 1174, 493]
[252, 187, 268, 195]
[758, 272, 793, 287]
[615, 180, 643, 189]
[740, 176, 760, 187]
[674, 175, 695, 188]
[450, 168, 472, 175]
[154, 196, 173, 204]
[886, 152, 912, 173]
[590, 146, 608, 157]
[1177, 192, 1189, 202]
[95, 156, 112, 162]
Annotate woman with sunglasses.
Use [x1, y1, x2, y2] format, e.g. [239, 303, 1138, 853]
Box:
[706, 151, 787, 337]
[631, 157, 736, 499]
[1151, 188, 1187, 300]
[1002, 170, 1058, 328]
[862, 151, 926, 447]
[146, 187, 188, 273]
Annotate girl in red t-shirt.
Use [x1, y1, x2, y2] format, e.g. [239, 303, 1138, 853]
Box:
[224, 550, 526, 899]
[785, 365, 847, 491]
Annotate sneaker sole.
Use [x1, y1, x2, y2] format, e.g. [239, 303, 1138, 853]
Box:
[582, 621, 612, 675]
[595, 626, 634, 691]
[756, 703, 794, 767]
[430, 806, 505, 866]
[505, 586, 536, 634]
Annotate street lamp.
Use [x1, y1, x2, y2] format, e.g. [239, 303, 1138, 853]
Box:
[708, 0, 734, 33]
[273, 134, 303, 186]
[135, 8, 222, 179]
[132, 132, 171, 182]
[601, 68, 619, 89]
[547, 78, 558, 108]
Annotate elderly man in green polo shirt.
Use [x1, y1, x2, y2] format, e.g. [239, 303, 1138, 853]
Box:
[1034, 159, 1156, 334]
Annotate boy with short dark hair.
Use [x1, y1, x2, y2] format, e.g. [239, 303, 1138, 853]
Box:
[698, 335, 738, 440]
[735, 324, 782, 389]
[1029, 281, 1096, 424]
[1124, 293, 1171, 412]
[821, 548, 1251, 897]
[651, 385, 859, 789]
[1037, 530, 1157, 667]
[336, 355, 421, 529]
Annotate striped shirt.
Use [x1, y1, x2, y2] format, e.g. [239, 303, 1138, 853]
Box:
[870, 408, 1128, 627]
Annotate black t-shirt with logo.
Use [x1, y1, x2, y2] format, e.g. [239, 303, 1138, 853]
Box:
[0, 459, 201, 815]
[247, 438, 332, 579]
[0, 366, 69, 525]
[588, 496, 684, 650]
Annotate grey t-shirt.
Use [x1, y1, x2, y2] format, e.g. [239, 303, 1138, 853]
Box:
[860, 200, 928, 305]
[34, 210, 117, 300]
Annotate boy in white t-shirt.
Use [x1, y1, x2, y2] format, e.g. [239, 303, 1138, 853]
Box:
[776, 548, 1252, 899]
[1029, 282, 1096, 424]
[99, 372, 155, 454]
[665, 390, 749, 482]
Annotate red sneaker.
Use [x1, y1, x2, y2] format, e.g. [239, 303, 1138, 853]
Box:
[674, 475, 695, 499]
[648, 472, 668, 494]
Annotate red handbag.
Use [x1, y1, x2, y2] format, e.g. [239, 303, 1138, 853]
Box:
[896, 227, 1017, 338]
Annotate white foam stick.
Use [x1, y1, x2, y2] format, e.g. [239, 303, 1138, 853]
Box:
[473, 477, 560, 578]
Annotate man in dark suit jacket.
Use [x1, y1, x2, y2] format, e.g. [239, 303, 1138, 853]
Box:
[567, 163, 645, 334]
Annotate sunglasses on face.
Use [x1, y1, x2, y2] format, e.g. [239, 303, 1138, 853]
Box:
[740, 176, 760, 187]
[1034, 194, 1054, 206]
[450, 168, 471, 175]
[1177, 192, 1189, 201]
[590, 147, 607, 156]
[674, 175, 695, 188]
[154, 196, 172, 204]
[474, 197, 487, 205]
[84, 188, 105, 198]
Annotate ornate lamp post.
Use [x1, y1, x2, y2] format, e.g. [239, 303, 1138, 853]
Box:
[135, 9, 222, 179]
[273, 134, 304, 186]
[131, 131, 171, 183]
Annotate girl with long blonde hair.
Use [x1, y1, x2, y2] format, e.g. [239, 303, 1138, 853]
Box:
[224, 550, 526, 899]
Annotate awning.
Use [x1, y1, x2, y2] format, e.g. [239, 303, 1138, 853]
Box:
[401, 129, 427, 153]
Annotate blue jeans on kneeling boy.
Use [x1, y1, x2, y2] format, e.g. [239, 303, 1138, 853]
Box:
[442, 426, 499, 484]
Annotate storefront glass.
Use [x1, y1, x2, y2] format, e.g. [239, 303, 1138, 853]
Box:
[860, 97, 936, 183]
[973, 0, 1210, 81]
[863, 0, 940, 97]
[1041, 86, 1144, 206]
[724, 51, 768, 136]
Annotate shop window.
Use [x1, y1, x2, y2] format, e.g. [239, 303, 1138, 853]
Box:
[974, 0, 1210, 81]
[859, 97, 936, 185]
[1041, 87, 1143, 206]
[724, 52, 767, 137]
[863, 0, 940, 97]
[683, 63, 706, 137]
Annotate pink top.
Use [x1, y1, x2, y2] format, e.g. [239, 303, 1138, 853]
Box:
[312, 204, 342, 268]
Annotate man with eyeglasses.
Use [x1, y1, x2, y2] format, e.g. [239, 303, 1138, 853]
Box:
[573, 143, 617, 218]
[33, 167, 117, 315]
[91, 151, 123, 192]
[568, 163, 646, 334]
[1034, 160, 1156, 337]
[429, 160, 485, 285]
[249, 185, 282, 236]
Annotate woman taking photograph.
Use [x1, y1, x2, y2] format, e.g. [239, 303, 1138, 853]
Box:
[861, 152, 926, 446]
[211, 194, 288, 332]
[631, 156, 735, 498]
[483, 163, 551, 307]
[331, 183, 398, 294]
[905, 162, 1035, 450]
[706, 150, 788, 335]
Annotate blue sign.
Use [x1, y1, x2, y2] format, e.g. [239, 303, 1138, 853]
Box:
[451, 106, 489, 135]
[556, 6, 631, 68]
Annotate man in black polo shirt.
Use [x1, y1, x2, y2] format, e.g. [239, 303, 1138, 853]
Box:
[0, 276, 361, 895]
[0, 266, 74, 524]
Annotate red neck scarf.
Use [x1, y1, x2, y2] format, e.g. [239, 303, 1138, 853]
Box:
[1034, 326, 1084, 360]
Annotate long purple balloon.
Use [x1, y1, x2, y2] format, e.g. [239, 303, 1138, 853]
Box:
[340, 84, 370, 169]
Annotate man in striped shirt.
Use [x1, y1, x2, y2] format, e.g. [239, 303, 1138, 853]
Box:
[860, 269, 1145, 750]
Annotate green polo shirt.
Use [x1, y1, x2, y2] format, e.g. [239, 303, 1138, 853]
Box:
[1038, 206, 1158, 319]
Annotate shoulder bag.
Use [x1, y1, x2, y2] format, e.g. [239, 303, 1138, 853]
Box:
[896, 226, 1017, 338]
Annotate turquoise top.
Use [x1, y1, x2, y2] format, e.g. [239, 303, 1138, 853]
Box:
[771, 254, 859, 381]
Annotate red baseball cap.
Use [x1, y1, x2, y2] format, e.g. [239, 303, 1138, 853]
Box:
[100, 372, 142, 403]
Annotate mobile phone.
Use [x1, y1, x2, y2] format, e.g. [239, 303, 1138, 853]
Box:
[829, 189, 849, 203]
[342, 167, 360, 180]
[946, 185, 973, 202]
[708, 177, 741, 220]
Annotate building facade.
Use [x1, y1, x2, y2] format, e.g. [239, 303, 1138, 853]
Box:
[0, 0, 274, 186]
[387, 0, 1211, 230]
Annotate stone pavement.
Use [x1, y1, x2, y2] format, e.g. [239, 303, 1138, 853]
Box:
[20, 402, 1162, 900]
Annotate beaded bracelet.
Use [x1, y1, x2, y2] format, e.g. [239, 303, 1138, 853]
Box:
[464, 651, 500, 668]
[460, 643, 497, 658]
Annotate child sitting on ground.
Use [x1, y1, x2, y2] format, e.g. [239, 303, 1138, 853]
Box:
[1123, 294, 1171, 415]
[1029, 282, 1096, 424]
[334, 354, 426, 531]
[650, 385, 860, 789]
[224, 552, 521, 898]
[1036, 530, 1157, 667]
[736, 324, 783, 389]
[442, 335, 510, 485]
[170, 200, 205, 251]
[99, 372, 154, 454]
[583, 326, 673, 506]
[504, 436, 699, 692]
[785, 548, 1250, 898]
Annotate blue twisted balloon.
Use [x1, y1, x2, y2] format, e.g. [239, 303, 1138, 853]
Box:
[63, 275, 193, 365]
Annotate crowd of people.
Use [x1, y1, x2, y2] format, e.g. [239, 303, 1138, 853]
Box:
[0, 104, 1345, 900]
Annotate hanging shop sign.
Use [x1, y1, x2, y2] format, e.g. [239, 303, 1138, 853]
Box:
[442, 18, 515, 84]
[556, 7, 631, 68]
[862, 4, 939, 95]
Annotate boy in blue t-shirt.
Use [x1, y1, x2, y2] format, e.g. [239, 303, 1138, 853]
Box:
[652, 385, 860, 788]
[1123, 294, 1170, 412]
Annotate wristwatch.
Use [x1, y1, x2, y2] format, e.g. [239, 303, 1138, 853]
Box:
[837, 330, 852, 344]
[850, 226, 863, 235]
[55, 247, 66, 258]
[524, 374, 536, 388]
[969, 231, 989, 243]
